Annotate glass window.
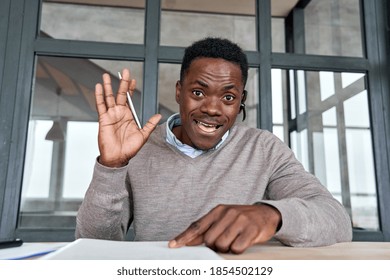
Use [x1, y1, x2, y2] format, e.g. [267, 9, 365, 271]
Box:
[273, 69, 379, 230]
[272, 17, 286, 53]
[63, 121, 99, 199]
[242, 68, 259, 128]
[19, 56, 143, 229]
[158, 63, 181, 123]
[271, 69, 287, 141]
[21, 120, 53, 200]
[304, 0, 363, 57]
[40, 0, 145, 44]
[160, 0, 256, 50]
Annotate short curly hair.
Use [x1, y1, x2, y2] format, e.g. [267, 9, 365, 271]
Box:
[180, 37, 248, 86]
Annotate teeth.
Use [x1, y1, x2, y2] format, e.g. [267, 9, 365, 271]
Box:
[196, 120, 220, 133]
[198, 121, 216, 128]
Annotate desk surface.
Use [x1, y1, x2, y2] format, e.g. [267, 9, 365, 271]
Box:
[220, 242, 390, 260]
[1, 241, 389, 260]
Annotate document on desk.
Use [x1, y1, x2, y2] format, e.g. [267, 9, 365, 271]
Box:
[42, 238, 222, 260]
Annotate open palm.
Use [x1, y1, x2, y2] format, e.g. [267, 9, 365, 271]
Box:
[95, 69, 161, 167]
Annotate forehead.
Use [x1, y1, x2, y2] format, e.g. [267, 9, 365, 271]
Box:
[184, 57, 243, 83]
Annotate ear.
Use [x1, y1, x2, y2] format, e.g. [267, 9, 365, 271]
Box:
[240, 90, 247, 112]
[241, 90, 247, 104]
[175, 81, 181, 104]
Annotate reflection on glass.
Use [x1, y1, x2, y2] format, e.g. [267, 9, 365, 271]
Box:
[158, 64, 181, 123]
[297, 70, 306, 114]
[21, 121, 53, 200]
[271, 69, 287, 142]
[19, 56, 143, 229]
[321, 128, 342, 195]
[272, 18, 286, 53]
[160, 0, 256, 50]
[319, 71, 335, 101]
[63, 122, 99, 199]
[242, 68, 259, 128]
[346, 130, 376, 195]
[272, 125, 284, 142]
[282, 69, 378, 230]
[290, 129, 309, 171]
[289, 70, 296, 119]
[322, 107, 337, 126]
[351, 196, 379, 230]
[304, 0, 363, 57]
[272, 69, 283, 124]
[41, 1, 145, 44]
[341, 72, 365, 89]
[344, 90, 370, 127]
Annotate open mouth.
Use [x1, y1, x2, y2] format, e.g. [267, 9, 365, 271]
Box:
[195, 120, 222, 133]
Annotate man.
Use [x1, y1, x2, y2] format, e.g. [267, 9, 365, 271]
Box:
[76, 37, 352, 254]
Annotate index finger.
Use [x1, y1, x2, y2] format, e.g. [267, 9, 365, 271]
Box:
[168, 212, 217, 248]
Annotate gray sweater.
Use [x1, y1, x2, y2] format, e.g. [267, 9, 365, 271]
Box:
[76, 123, 352, 247]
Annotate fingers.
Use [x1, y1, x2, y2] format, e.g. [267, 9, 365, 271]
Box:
[129, 79, 136, 96]
[169, 206, 222, 249]
[229, 225, 260, 254]
[117, 69, 136, 106]
[186, 235, 204, 246]
[168, 205, 280, 254]
[169, 221, 205, 248]
[140, 114, 162, 137]
[95, 83, 107, 115]
[96, 69, 137, 114]
[102, 73, 115, 108]
[202, 207, 240, 248]
[212, 216, 259, 254]
[168, 222, 208, 249]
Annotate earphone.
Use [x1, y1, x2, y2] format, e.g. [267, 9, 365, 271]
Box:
[240, 90, 247, 121]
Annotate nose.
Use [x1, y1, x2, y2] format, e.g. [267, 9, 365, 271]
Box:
[200, 96, 222, 116]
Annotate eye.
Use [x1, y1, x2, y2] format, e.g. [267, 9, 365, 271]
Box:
[223, 94, 235, 102]
[192, 90, 204, 97]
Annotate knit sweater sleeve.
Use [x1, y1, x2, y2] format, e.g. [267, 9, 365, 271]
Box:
[75, 159, 132, 240]
[257, 132, 352, 247]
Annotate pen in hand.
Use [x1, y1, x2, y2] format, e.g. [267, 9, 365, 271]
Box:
[118, 72, 142, 129]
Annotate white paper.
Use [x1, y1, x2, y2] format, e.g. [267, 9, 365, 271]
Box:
[42, 238, 222, 260]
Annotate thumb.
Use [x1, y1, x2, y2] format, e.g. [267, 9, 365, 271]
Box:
[140, 114, 162, 138]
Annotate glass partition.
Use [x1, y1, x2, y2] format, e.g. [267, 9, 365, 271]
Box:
[272, 68, 379, 230]
[160, 0, 256, 50]
[304, 0, 363, 56]
[40, 0, 145, 44]
[19, 56, 143, 229]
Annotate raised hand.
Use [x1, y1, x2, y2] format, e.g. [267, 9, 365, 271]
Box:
[168, 204, 282, 254]
[95, 69, 161, 167]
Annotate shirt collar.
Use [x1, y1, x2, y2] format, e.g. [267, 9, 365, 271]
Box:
[165, 113, 229, 158]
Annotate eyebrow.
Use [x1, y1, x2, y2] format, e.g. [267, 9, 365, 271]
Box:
[193, 80, 239, 91]
[194, 80, 208, 88]
[223, 84, 237, 91]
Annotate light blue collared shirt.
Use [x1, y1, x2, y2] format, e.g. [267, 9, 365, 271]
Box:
[165, 113, 229, 158]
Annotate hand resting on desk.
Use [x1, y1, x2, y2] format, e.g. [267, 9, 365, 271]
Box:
[168, 203, 282, 254]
